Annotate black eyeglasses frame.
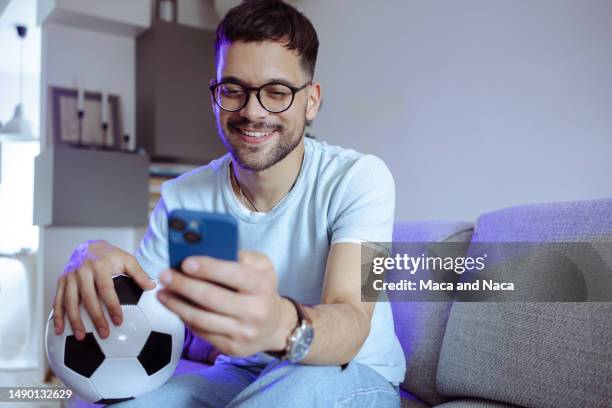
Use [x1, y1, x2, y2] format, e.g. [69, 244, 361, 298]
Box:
[209, 80, 312, 113]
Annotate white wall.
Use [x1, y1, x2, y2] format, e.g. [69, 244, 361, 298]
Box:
[298, 0, 612, 221]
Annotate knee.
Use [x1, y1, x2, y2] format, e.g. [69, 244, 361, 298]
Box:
[232, 362, 344, 404]
[262, 362, 399, 407]
[266, 361, 342, 384]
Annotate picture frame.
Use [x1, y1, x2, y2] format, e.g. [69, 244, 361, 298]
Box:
[51, 86, 123, 149]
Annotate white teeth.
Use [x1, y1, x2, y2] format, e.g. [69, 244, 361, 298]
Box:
[238, 128, 273, 138]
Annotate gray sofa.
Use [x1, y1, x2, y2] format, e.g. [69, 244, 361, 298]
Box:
[71, 198, 612, 407]
[393, 197, 612, 408]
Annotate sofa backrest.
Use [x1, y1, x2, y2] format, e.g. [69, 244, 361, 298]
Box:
[391, 221, 474, 405]
[436, 198, 612, 408]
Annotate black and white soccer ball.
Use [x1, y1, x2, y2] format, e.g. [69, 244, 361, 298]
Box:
[45, 274, 184, 404]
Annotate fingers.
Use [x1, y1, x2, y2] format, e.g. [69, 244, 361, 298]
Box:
[159, 269, 249, 319]
[123, 255, 156, 290]
[77, 266, 109, 339]
[180, 252, 274, 294]
[64, 276, 85, 341]
[53, 278, 66, 334]
[238, 251, 270, 270]
[180, 257, 244, 291]
[193, 332, 246, 357]
[94, 273, 123, 326]
[157, 290, 241, 337]
[57, 240, 154, 343]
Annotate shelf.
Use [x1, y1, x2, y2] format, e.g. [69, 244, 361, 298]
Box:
[33, 146, 150, 227]
[38, 0, 152, 38]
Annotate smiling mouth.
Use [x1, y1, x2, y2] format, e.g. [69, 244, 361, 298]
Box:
[235, 127, 275, 138]
[231, 125, 279, 145]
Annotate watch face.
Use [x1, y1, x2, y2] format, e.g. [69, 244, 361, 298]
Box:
[289, 324, 314, 362]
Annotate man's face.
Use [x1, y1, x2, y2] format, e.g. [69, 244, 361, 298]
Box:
[213, 40, 319, 171]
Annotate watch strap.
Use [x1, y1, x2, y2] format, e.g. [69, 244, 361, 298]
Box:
[266, 296, 305, 358]
[285, 296, 307, 323]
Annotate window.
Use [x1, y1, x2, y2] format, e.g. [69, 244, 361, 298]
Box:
[0, 141, 39, 368]
[0, 141, 40, 254]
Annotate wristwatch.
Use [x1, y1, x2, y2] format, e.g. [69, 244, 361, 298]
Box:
[267, 297, 314, 363]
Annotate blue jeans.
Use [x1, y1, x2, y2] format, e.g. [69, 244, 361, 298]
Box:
[114, 358, 400, 407]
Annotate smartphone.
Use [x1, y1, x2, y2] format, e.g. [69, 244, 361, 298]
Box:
[168, 209, 238, 272]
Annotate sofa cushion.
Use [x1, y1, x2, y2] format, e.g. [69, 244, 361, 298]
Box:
[434, 398, 521, 407]
[391, 221, 474, 406]
[400, 388, 432, 408]
[472, 197, 612, 242]
[393, 221, 474, 244]
[437, 198, 612, 408]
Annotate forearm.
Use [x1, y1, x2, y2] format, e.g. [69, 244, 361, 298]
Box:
[305, 302, 371, 364]
[275, 298, 372, 365]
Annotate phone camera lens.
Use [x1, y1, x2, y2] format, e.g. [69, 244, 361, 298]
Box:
[170, 218, 186, 231]
[183, 231, 202, 243]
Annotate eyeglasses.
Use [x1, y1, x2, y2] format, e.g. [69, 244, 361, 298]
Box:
[209, 80, 311, 113]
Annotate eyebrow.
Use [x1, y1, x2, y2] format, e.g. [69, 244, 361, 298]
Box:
[219, 76, 298, 88]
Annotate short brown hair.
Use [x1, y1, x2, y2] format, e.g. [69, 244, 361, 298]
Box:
[215, 0, 319, 78]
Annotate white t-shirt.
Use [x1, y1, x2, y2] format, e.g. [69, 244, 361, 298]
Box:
[136, 137, 406, 384]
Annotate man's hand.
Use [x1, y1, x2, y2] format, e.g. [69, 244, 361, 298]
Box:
[53, 240, 156, 341]
[157, 251, 296, 357]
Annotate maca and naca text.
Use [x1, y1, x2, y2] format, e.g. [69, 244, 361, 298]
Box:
[370, 253, 515, 292]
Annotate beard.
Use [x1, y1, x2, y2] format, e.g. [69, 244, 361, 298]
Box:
[216, 112, 306, 171]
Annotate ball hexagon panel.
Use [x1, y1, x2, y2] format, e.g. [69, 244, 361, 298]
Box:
[137, 282, 182, 334]
[113, 274, 144, 305]
[64, 333, 106, 378]
[89, 358, 149, 399]
[96, 305, 150, 358]
[137, 331, 173, 376]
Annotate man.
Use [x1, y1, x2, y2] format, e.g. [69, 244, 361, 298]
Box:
[53, 1, 405, 406]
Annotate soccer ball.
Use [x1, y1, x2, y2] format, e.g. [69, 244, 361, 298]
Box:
[45, 274, 184, 404]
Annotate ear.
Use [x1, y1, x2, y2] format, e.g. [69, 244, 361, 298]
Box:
[305, 82, 322, 122]
[208, 78, 219, 116]
[210, 92, 220, 116]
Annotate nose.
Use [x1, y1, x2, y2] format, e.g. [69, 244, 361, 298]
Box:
[240, 90, 269, 121]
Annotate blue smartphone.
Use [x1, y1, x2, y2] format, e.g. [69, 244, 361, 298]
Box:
[168, 210, 238, 272]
